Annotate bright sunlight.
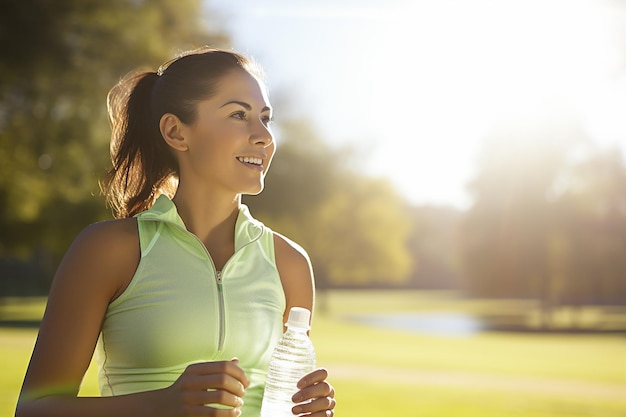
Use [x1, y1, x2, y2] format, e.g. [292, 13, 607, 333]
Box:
[220, 0, 626, 208]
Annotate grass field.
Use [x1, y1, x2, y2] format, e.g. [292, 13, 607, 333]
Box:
[2, 291, 626, 417]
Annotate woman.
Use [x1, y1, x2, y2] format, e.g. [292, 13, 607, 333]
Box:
[16, 47, 336, 417]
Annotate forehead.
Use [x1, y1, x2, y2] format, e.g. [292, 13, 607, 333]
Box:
[212, 69, 271, 108]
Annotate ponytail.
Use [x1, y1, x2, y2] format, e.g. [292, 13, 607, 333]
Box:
[100, 70, 178, 218]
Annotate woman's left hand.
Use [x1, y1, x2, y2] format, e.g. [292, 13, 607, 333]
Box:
[291, 368, 336, 416]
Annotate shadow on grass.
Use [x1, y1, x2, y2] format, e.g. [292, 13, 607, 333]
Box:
[0, 319, 41, 329]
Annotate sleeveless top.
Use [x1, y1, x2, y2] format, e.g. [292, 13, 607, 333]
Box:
[95, 195, 286, 417]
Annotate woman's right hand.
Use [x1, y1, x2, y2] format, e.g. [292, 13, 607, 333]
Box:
[159, 359, 250, 416]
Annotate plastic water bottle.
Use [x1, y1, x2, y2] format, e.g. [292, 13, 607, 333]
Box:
[261, 307, 316, 417]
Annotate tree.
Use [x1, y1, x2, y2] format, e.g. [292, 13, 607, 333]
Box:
[406, 205, 463, 290]
[460, 108, 626, 328]
[0, 1, 228, 288]
[550, 148, 626, 307]
[460, 111, 586, 322]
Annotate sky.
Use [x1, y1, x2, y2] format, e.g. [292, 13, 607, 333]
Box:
[205, 0, 626, 209]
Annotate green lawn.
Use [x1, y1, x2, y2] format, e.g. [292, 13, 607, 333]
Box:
[2, 292, 626, 417]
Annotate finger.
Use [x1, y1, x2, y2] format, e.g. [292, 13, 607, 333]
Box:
[297, 368, 329, 389]
[187, 389, 245, 409]
[185, 361, 250, 388]
[185, 360, 245, 379]
[292, 381, 334, 403]
[227, 358, 249, 388]
[180, 373, 248, 398]
[205, 374, 248, 397]
[292, 396, 336, 416]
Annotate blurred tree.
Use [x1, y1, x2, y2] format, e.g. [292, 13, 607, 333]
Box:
[461, 109, 626, 327]
[460, 112, 585, 325]
[305, 175, 412, 286]
[406, 205, 463, 290]
[244, 119, 413, 287]
[551, 148, 626, 308]
[0, 0, 228, 277]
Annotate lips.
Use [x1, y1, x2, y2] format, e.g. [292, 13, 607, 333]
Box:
[236, 155, 266, 172]
[237, 156, 263, 165]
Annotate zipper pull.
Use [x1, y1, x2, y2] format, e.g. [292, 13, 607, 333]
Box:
[216, 270, 222, 284]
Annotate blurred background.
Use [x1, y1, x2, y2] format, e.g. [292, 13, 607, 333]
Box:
[1, 1, 625, 416]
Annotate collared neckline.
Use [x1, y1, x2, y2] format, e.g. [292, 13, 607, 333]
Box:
[136, 194, 264, 250]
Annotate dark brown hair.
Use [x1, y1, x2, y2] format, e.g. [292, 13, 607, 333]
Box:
[100, 47, 265, 218]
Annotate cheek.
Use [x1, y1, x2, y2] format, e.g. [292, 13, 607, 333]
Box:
[189, 125, 229, 157]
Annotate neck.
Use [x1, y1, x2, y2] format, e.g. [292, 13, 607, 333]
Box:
[172, 184, 241, 247]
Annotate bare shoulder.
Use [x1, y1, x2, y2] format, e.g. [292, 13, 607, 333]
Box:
[58, 217, 140, 301]
[18, 218, 140, 401]
[71, 218, 139, 272]
[273, 232, 311, 266]
[273, 232, 315, 318]
[77, 217, 138, 247]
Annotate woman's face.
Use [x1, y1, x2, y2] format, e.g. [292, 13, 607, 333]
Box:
[176, 69, 275, 196]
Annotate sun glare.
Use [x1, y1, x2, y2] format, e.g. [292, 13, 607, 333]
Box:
[349, 0, 623, 207]
[222, 0, 625, 208]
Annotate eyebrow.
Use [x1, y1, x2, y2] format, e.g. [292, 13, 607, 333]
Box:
[220, 100, 271, 112]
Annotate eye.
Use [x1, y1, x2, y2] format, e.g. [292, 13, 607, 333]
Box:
[262, 115, 274, 127]
[231, 111, 247, 121]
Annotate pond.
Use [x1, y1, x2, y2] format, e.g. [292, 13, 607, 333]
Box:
[345, 312, 485, 337]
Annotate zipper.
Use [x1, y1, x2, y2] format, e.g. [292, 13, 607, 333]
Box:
[145, 217, 262, 354]
[215, 270, 226, 352]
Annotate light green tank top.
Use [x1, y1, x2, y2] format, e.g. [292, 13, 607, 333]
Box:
[96, 195, 286, 416]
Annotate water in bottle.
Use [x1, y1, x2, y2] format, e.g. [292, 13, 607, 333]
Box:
[260, 307, 316, 417]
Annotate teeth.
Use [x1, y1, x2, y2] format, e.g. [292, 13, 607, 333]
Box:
[238, 156, 262, 165]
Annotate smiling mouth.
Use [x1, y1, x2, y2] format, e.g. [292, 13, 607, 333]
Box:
[237, 156, 263, 165]
[237, 156, 266, 172]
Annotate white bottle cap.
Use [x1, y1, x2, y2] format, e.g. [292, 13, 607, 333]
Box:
[286, 307, 311, 330]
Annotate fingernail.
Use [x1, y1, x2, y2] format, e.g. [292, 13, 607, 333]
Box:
[292, 405, 302, 414]
[292, 393, 302, 403]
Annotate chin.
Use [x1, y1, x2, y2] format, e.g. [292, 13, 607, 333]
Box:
[243, 183, 265, 196]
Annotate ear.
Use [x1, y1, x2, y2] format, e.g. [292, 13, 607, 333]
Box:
[159, 113, 188, 152]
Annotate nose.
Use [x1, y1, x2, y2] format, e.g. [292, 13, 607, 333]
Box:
[250, 119, 273, 148]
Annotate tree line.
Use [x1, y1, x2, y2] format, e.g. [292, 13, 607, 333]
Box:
[1, 1, 625, 313]
[461, 113, 626, 322]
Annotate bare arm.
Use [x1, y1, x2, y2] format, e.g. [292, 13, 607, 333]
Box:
[15, 219, 142, 416]
[15, 220, 249, 417]
[273, 232, 315, 327]
[273, 233, 336, 417]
